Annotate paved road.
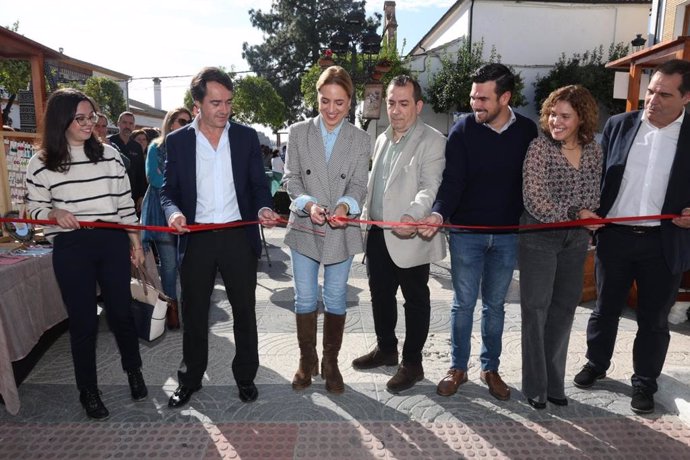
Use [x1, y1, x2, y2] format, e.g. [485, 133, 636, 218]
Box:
[2, 227, 689, 459]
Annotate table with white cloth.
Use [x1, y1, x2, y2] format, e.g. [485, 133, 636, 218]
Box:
[0, 252, 67, 415]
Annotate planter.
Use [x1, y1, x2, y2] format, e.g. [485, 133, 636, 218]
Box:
[318, 58, 335, 69]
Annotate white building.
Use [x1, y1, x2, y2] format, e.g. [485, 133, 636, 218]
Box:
[401, 0, 652, 135]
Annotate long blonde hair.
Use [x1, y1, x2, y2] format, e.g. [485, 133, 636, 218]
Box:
[152, 107, 193, 147]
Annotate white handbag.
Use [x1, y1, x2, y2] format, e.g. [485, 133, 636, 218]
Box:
[130, 266, 168, 342]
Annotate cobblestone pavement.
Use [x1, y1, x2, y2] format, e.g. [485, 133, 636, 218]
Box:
[2, 227, 689, 459]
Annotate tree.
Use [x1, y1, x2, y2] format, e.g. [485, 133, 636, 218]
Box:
[300, 47, 410, 125]
[0, 21, 31, 125]
[427, 38, 527, 114]
[243, 0, 380, 124]
[232, 75, 287, 132]
[182, 71, 287, 132]
[533, 43, 630, 116]
[82, 77, 127, 123]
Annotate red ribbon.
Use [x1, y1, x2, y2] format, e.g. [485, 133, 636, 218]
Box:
[0, 217, 279, 233]
[0, 213, 681, 234]
[344, 214, 681, 232]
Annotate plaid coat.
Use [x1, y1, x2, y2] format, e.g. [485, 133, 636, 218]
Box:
[283, 116, 371, 265]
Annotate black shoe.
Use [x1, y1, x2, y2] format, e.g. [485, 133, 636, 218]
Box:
[547, 396, 568, 406]
[527, 398, 546, 410]
[352, 347, 399, 370]
[631, 387, 655, 414]
[573, 364, 606, 389]
[127, 369, 148, 401]
[168, 384, 201, 408]
[80, 388, 109, 420]
[238, 382, 258, 402]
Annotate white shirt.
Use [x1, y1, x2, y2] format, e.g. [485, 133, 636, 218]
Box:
[192, 118, 242, 223]
[607, 111, 684, 226]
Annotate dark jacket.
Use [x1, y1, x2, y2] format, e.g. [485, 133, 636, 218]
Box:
[598, 110, 690, 274]
[160, 122, 273, 260]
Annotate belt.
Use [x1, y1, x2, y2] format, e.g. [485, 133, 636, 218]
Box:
[81, 220, 106, 230]
[607, 223, 661, 235]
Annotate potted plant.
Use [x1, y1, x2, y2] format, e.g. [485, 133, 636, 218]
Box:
[318, 49, 336, 69]
[374, 59, 392, 73]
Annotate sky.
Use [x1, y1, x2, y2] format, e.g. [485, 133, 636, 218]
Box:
[1, 0, 453, 136]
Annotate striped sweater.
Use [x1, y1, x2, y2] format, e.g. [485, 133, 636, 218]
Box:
[25, 144, 138, 240]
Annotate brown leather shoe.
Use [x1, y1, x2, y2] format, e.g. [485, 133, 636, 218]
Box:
[386, 362, 423, 394]
[352, 347, 399, 370]
[480, 370, 510, 401]
[436, 368, 468, 396]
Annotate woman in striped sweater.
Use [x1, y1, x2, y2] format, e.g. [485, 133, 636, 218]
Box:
[25, 88, 148, 420]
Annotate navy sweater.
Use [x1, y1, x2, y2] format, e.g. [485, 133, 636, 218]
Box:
[432, 112, 538, 227]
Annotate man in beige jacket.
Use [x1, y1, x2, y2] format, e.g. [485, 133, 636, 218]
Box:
[352, 75, 447, 393]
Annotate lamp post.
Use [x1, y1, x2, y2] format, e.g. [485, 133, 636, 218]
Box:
[321, 2, 386, 124]
[631, 34, 646, 53]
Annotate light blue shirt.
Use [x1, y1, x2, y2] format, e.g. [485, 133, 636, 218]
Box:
[191, 117, 242, 223]
[320, 118, 344, 162]
[292, 117, 360, 215]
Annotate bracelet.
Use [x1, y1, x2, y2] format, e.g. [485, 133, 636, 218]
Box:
[339, 202, 350, 215]
[132, 247, 144, 251]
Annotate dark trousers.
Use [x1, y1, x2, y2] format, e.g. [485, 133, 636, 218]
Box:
[519, 212, 590, 401]
[178, 227, 259, 387]
[52, 228, 142, 392]
[586, 226, 682, 393]
[366, 227, 431, 365]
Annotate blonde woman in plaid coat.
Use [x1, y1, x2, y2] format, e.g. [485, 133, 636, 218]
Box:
[283, 66, 371, 394]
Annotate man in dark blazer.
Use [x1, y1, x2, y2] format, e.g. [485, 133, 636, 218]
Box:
[161, 67, 279, 408]
[574, 59, 690, 414]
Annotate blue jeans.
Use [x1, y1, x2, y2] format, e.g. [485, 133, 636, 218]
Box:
[290, 250, 353, 315]
[148, 233, 178, 301]
[449, 232, 517, 371]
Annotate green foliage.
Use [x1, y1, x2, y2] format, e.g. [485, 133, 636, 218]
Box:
[301, 65, 322, 114]
[427, 38, 527, 114]
[301, 50, 410, 120]
[243, 0, 381, 123]
[183, 90, 193, 112]
[0, 21, 32, 123]
[81, 77, 127, 123]
[533, 43, 630, 116]
[232, 75, 287, 132]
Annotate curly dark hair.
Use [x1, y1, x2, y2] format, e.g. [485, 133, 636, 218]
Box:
[40, 88, 104, 172]
[539, 85, 598, 145]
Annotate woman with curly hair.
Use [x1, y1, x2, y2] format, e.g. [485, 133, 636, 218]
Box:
[519, 85, 602, 409]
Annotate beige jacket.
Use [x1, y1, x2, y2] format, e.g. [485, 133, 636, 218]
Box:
[362, 119, 447, 268]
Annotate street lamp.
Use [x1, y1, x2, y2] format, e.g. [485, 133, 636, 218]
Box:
[321, 2, 387, 124]
[631, 34, 646, 53]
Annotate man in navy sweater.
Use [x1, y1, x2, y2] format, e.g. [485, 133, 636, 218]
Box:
[419, 63, 537, 401]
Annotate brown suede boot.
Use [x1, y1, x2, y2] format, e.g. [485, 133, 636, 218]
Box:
[292, 311, 319, 390]
[166, 299, 180, 330]
[321, 312, 346, 394]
